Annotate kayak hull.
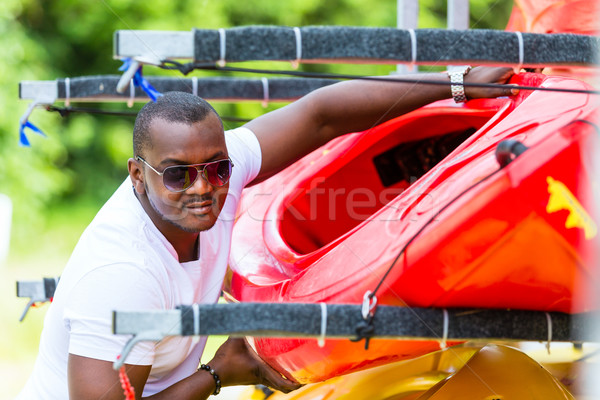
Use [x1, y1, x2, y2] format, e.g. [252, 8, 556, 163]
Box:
[228, 73, 599, 383]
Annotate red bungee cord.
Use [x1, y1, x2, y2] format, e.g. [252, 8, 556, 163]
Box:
[116, 355, 136, 400]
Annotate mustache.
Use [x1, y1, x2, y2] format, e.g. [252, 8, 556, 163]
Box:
[182, 194, 214, 205]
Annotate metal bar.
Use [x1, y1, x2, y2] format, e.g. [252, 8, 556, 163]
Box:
[19, 76, 335, 103]
[111, 303, 600, 369]
[397, 0, 419, 74]
[112, 303, 600, 342]
[113, 27, 600, 68]
[398, 0, 419, 31]
[114, 30, 193, 60]
[18, 81, 58, 104]
[113, 309, 182, 337]
[16, 281, 47, 301]
[446, 0, 470, 72]
[448, 0, 470, 30]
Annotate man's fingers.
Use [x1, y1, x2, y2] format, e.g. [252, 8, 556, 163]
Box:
[464, 66, 515, 100]
[259, 364, 302, 393]
[267, 377, 302, 393]
[265, 377, 302, 393]
[240, 338, 302, 393]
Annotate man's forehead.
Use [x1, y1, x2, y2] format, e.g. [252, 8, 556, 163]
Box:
[150, 114, 221, 131]
[147, 116, 227, 161]
[149, 116, 224, 140]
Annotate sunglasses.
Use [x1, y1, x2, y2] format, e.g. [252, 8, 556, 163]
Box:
[136, 156, 234, 192]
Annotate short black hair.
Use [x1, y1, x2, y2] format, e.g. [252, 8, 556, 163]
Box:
[133, 91, 221, 156]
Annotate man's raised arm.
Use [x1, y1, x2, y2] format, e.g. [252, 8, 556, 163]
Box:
[246, 67, 515, 184]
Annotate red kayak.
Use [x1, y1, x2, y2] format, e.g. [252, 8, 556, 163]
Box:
[225, 72, 598, 383]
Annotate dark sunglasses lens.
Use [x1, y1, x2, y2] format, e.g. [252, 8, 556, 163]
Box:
[163, 166, 198, 191]
[204, 160, 232, 186]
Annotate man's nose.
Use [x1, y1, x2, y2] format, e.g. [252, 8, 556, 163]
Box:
[185, 169, 214, 195]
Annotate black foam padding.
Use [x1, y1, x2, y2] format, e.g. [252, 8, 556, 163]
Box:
[177, 305, 196, 336]
[417, 29, 598, 65]
[178, 303, 599, 342]
[192, 27, 599, 66]
[43, 277, 57, 298]
[56, 76, 120, 99]
[194, 27, 411, 63]
[52, 76, 333, 101]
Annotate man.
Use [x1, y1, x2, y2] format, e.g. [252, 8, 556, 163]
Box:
[17, 67, 516, 399]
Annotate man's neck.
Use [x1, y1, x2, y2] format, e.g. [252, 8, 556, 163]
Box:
[135, 190, 200, 262]
[170, 231, 200, 263]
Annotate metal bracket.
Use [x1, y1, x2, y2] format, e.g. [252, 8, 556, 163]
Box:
[115, 56, 163, 94]
[116, 58, 163, 101]
[112, 309, 182, 370]
[18, 81, 58, 146]
[114, 30, 194, 60]
[16, 277, 59, 321]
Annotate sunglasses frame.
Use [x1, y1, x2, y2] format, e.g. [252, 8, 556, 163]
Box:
[136, 156, 234, 192]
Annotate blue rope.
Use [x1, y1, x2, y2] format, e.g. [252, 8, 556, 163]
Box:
[119, 58, 163, 102]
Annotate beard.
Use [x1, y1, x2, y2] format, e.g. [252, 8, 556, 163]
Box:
[145, 183, 220, 233]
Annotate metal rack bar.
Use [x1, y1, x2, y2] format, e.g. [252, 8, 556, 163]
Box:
[19, 76, 335, 103]
[113, 27, 599, 68]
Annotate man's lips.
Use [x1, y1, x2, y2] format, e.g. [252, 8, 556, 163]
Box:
[184, 200, 213, 215]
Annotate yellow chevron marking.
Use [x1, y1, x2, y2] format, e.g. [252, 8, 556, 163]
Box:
[546, 176, 597, 239]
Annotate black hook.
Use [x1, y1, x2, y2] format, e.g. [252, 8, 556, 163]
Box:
[350, 315, 375, 350]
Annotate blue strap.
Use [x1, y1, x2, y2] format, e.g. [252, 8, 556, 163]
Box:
[19, 120, 46, 147]
[119, 58, 163, 102]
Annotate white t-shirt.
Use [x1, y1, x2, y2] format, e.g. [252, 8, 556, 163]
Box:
[17, 127, 262, 399]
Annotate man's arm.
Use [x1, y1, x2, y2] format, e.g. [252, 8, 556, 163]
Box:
[68, 338, 300, 400]
[68, 355, 151, 400]
[68, 354, 218, 400]
[246, 67, 515, 183]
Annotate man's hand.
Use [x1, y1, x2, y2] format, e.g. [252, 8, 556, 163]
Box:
[208, 337, 302, 393]
[464, 66, 517, 100]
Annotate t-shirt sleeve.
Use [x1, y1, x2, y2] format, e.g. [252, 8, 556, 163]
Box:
[63, 263, 164, 365]
[225, 127, 263, 187]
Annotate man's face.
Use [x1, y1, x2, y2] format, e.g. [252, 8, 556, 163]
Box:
[139, 114, 230, 233]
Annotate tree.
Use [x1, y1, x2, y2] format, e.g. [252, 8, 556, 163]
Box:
[5, 0, 512, 252]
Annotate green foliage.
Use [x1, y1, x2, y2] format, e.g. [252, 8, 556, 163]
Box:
[3, 1, 515, 397]
[4, 0, 512, 254]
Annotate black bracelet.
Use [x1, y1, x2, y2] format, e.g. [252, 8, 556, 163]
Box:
[198, 363, 221, 395]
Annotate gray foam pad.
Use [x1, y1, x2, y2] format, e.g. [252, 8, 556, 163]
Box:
[182, 303, 597, 342]
[193, 26, 599, 66]
[51, 76, 333, 101]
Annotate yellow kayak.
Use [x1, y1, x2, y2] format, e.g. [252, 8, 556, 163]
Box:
[242, 344, 598, 399]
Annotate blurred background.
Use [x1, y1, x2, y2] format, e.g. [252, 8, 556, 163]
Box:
[1, 1, 513, 398]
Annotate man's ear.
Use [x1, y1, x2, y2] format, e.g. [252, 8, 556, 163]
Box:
[128, 158, 146, 195]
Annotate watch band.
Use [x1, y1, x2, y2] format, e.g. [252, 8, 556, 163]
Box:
[447, 66, 471, 103]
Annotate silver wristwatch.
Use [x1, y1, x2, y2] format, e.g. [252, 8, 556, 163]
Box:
[447, 66, 472, 103]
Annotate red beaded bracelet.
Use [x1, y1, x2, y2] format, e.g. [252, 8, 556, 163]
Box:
[198, 363, 221, 395]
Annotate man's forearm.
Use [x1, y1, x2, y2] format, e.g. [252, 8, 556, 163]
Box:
[307, 72, 453, 142]
[246, 67, 514, 183]
[144, 370, 217, 400]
